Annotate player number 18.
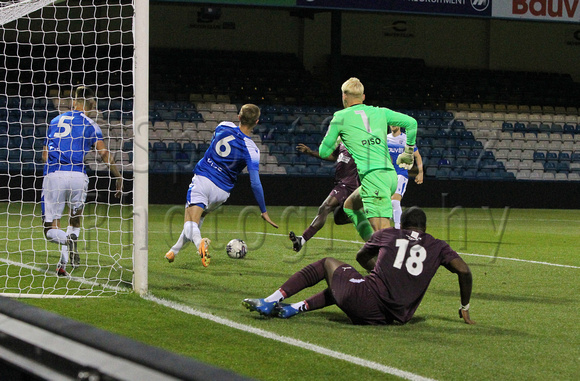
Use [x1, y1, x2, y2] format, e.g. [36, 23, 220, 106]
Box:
[394, 239, 427, 276]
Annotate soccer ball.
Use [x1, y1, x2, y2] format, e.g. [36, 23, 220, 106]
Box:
[226, 239, 248, 259]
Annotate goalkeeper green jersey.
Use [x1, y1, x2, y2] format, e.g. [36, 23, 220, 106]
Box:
[319, 104, 417, 176]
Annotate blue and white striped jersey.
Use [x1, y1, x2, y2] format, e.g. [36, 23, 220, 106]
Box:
[387, 132, 417, 177]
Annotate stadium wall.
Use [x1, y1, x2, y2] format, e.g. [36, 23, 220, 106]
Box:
[148, 174, 580, 210]
[149, 3, 580, 81]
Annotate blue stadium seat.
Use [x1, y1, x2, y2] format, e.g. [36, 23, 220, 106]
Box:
[543, 162, 557, 172]
[425, 167, 438, 178]
[570, 152, 580, 162]
[463, 169, 477, 179]
[460, 130, 474, 140]
[449, 168, 464, 180]
[468, 150, 481, 159]
[476, 171, 490, 180]
[455, 149, 469, 160]
[550, 124, 563, 134]
[556, 162, 570, 173]
[432, 138, 446, 149]
[538, 123, 551, 133]
[545, 152, 558, 162]
[429, 148, 442, 159]
[437, 158, 452, 168]
[563, 124, 576, 134]
[514, 122, 526, 132]
[502, 122, 514, 132]
[533, 152, 546, 162]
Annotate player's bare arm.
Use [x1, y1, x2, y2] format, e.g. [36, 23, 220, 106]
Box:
[447, 257, 475, 324]
[42, 145, 48, 163]
[296, 143, 336, 161]
[414, 150, 424, 184]
[95, 140, 123, 198]
[355, 244, 378, 273]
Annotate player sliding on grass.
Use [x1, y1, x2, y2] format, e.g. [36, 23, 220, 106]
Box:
[165, 104, 278, 267]
[387, 125, 424, 228]
[244, 207, 475, 325]
[43, 86, 123, 276]
[317, 77, 418, 241]
[288, 142, 359, 252]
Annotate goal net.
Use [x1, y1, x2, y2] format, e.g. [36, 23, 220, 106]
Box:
[0, 0, 136, 297]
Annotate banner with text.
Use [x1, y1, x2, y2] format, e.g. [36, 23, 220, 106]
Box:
[492, 1, 580, 22]
[296, 0, 492, 17]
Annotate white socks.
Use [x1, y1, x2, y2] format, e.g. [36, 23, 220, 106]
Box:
[46, 228, 68, 245]
[265, 289, 285, 303]
[183, 221, 202, 249]
[392, 199, 402, 229]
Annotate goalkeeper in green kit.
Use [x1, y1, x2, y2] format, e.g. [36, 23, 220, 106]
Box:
[318, 77, 418, 241]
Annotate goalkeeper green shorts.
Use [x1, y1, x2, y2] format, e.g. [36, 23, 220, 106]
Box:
[360, 169, 397, 219]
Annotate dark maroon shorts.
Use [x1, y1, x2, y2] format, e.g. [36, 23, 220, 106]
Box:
[329, 183, 356, 204]
[330, 265, 393, 325]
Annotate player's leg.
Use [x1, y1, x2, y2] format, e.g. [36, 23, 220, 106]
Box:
[166, 175, 228, 266]
[364, 169, 398, 232]
[65, 172, 88, 268]
[343, 187, 374, 241]
[42, 173, 68, 245]
[333, 201, 352, 225]
[289, 193, 341, 252]
[390, 175, 407, 229]
[243, 257, 347, 317]
[276, 258, 350, 318]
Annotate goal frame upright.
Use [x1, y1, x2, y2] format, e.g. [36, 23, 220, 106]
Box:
[133, 0, 148, 295]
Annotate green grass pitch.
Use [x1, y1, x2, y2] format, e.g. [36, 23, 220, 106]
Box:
[12, 204, 580, 380]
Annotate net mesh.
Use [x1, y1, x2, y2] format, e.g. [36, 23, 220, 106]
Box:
[0, 0, 134, 296]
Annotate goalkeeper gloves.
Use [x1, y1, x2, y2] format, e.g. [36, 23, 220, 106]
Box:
[396, 144, 415, 170]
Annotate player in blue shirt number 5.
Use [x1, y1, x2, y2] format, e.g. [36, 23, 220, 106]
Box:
[42, 86, 123, 277]
[165, 104, 278, 267]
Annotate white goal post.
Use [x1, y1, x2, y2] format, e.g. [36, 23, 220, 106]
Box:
[0, 0, 148, 296]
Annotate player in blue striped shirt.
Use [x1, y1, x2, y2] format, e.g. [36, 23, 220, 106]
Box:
[387, 126, 423, 228]
[43, 86, 123, 276]
[165, 104, 278, 267]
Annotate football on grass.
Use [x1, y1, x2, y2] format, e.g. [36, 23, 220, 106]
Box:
[226, 239, 248, 259]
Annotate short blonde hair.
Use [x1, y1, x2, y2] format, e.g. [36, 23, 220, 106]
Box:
[239, 104, 261, 127]
[341, 77, 364, 97]
[73, 86, 96, 110]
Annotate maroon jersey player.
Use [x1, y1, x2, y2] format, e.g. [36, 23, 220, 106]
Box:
[289, 143, 360, 252]
[244, 207, 475, 325]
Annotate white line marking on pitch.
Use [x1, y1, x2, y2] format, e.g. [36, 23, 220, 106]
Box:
[144, 294, 436, 381]
[215, 231, 580, 269]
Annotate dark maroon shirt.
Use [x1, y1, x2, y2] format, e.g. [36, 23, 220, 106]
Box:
[333, 144, 359, 190]
[364, 228, 460, 323]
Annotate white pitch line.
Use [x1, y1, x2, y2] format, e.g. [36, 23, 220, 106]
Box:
[197, 231, 580, 269]
[456, 252, 580, 269]
[144, 295, 436, 381]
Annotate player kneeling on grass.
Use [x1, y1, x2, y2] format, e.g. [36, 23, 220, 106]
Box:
[243, 207, 475, 325]
[165, 104, 278, 267]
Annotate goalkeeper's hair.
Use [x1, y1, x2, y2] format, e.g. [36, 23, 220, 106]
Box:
[74, 86, 96, 109]
[239, 104, 260, 127]
[341, 77, 364, 98]
[401, 206, 427, 232]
